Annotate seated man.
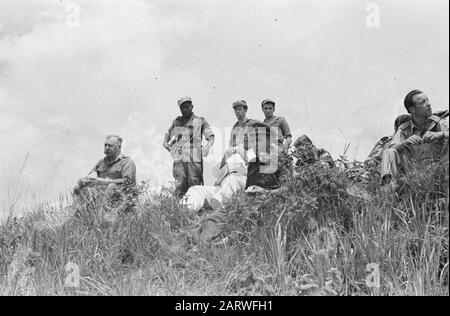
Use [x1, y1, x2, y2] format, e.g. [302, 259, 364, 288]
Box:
[188, 147, 248, 244]
[365, 114, 425, 169]
[381, 90, 449, 191]
[74, 135, 137, 216]
[183, 146, 248, 213]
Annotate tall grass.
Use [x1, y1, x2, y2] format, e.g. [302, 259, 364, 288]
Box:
[0, 158, 448, 296]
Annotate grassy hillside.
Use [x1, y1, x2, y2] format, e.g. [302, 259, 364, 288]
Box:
[0, 159, 448, 296]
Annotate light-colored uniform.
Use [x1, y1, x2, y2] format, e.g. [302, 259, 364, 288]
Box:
[381, 114, 449, 179]
[168, 114, 214, 197]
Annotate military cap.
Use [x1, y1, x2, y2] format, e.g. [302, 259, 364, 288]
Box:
[178, 96, 193, 107]
[232, 100, 248, 110]
[261, 99, 276, 107]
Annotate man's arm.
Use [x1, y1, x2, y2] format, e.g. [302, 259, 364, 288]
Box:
[163, 121, 176, 151]
[202, 119, 215, 157]
[120, 159, 137, 186]
[280, 118, 293, 150]
[389, 128, 421, 152]
[440, 119, 449, 139]
[77, 161, 100, 187]
[422, 119, 449, 144]
[163, 132, 171, 151]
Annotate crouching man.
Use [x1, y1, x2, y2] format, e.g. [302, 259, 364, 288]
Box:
[381, 90, 449, 192]
[74, 135, 137, 218]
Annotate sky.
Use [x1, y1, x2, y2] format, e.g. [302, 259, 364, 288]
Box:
[0, 0, 449, 213]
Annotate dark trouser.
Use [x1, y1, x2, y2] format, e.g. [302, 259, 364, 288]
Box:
[246, 152, 293, 189]
[173, 161, 203, 198]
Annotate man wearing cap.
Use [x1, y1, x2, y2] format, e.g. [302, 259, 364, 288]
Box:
[229, 100, 259, 149]
[257, 99, 294, 188]
[381, 90, 449, 191]
[163, 97, 215, 197]
[261, 99, 293, 152]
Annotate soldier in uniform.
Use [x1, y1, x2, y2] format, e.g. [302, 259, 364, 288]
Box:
[381, 90, 449, 191]
[163, 97, 215, 198]
[229, 100, 259, 149]
[245, 99, 294, 189]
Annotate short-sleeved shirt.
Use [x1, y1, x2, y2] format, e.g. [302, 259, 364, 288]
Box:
[390, 114, 449, 160]
[263, 116, 292, 146]
[229, 119, 259, 148]
[168, 114, 214, 163]
[91, 153, 136, 186]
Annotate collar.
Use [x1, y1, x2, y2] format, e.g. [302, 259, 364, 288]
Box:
[180, 113, 196, 123]
[410, 116, 434, 133]
[105, 153, 125, 165]
[235, 118, 250, 128]
[264, 116, 277, 123]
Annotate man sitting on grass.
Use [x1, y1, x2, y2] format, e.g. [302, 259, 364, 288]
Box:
[182, 146, 248, 213]
[381, 90, 449, 192]
[74, 135, 137, 218]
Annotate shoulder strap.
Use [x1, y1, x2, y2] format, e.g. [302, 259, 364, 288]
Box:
[427, 113, 448, 132]
[429, 114, 442, 123]
[398, 120, 411, 131]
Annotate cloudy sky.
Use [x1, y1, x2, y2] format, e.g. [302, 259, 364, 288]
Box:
[0, 0, 449, 211]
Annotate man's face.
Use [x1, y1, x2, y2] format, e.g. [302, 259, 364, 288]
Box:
[411, 93, 432, 118]
[180, 102, 194, 118]
[262, 103, 275, 118]
[234, 106, 247, 121]
[104, 137, 121, 158]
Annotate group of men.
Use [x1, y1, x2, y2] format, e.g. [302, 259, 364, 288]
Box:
[161, 97, 295, 200]
[73, 90, 449, 238]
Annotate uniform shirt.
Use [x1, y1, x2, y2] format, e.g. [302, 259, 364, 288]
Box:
[229, 119, 259, 149]
[263, 116, 292, 146]
[168, 114, 214, 163]
[390, 115, 449, 160]
[91, 153, 136, 186]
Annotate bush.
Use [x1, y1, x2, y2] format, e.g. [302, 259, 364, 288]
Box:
[0, 159, 448, 296]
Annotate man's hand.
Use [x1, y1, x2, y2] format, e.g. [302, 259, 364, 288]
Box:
[77, 177, 98, 188]
[202, 144, 210, 157]
[163, 143, 171, 152]
[403, 135, 423, 146]
[422, 131, 443, 144]
[281, 143, 290, 153]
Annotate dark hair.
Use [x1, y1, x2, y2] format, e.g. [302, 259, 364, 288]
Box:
[404, 90, 423, 113]
[232, 100, 248, 110]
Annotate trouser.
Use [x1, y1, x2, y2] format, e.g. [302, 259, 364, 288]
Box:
[381, 145, 449, 181]
[246, 151, 293, 189]
[173, 161, 204, 198]
[194, 175, 247, 242]
[184, 174, 246, 212]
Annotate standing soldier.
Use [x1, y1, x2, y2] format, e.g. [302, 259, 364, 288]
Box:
[163, 97, 215, 198]
[230, 100, 259, 149]
[260, 99, 294, 187]
[261, 99, 293, 152]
